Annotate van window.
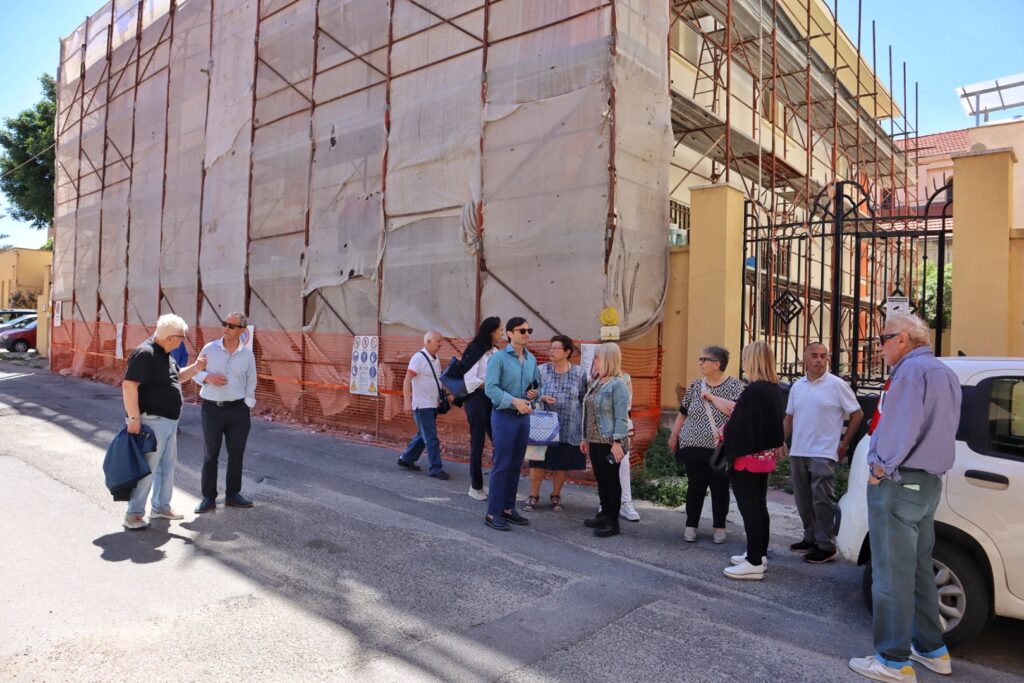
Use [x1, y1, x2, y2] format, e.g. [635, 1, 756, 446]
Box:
[988, 378, 1024, 457]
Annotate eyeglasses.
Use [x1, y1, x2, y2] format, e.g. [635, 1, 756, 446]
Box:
[223, 322, 244, 330]
[877, 332, 899, 345]
[697, 356, 718, 364]
[514, 327, 533, 335]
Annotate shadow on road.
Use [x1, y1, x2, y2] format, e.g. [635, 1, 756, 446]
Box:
[92, 523, 195, 565]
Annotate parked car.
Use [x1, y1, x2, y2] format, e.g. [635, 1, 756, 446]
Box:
[836, 357, 1024, 646]
[0, 317, 37, 352]
[0, 309, 35, 324]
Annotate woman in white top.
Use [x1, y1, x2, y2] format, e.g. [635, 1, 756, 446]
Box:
[459, 317, 505, 499]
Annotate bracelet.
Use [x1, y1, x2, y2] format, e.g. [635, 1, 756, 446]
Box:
[125, 416, 138, 422]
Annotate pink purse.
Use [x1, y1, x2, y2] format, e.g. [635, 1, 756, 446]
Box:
[733, 447, 780, 474]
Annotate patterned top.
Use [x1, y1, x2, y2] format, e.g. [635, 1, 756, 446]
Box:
[678, 376, 745, 449]
[538, 362, 587, 446]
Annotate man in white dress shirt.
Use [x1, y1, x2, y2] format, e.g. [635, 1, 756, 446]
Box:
[193, 312, 258, 513]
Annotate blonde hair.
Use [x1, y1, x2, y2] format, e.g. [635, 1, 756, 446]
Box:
[595, 342, 623, 378]
[741, 341, 778, 384]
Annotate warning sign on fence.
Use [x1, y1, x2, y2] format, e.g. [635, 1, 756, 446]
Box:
[350, 336, 379, 397]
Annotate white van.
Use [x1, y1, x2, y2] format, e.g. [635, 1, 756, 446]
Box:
[836, 357, 1024, 646]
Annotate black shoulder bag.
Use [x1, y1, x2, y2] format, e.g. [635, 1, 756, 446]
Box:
[419, 351, 451, 414]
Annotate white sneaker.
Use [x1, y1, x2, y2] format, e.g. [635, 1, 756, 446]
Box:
[619, 502, 640, 522]
[848, 655, 917, 682]
[467, 487, 487, 501]
[723, 560, 765, 580]
[730, 553, 767, 567]
[910, 647, 951, 675]
[123, 513, 148, 530]
[712, 528, 727, 544]
[683, 526, 697, 542]
[150, 508, 184, 520]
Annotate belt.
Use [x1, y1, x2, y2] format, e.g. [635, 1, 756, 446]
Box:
[495, 408, 526, 415]
[203, 398, 247, 408]
[898, 466, 927, 473]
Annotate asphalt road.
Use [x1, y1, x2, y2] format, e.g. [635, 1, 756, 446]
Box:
[0, 366, 1020, 682]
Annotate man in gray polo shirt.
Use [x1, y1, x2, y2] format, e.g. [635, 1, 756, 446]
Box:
[784, 342, 863, 564]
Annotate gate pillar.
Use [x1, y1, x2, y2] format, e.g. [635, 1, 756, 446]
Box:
[951, 147, 1016, 356]
[686, 183, 745, 382]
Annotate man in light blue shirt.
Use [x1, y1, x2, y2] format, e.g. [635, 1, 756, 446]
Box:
[850, 313, 960, 682]
[192, 312, 258, 513]
[483, 317, 539, 531]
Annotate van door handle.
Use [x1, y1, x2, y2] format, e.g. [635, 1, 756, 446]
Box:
[964, 470, 1010, 489]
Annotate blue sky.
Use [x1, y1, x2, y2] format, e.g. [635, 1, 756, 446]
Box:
[1, 1, 1023, 248]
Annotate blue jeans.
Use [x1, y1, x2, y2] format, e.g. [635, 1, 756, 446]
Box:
[867, 470, 948, 667]
[487, 410, 529, 518]
[127, 415, 179, 515]
[400, 408, 443, 475]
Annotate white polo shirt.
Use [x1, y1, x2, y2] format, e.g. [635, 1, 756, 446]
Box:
[786, 372, 861, 461]
[408, 348, 441, 410]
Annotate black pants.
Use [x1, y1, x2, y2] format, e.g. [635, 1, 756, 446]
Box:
[731, 468, 770, 566]
[463, 390, 492, 491]
[589, 442, 621, 528]
[201, 401, 251, 499]
[676, 446, 730, 529]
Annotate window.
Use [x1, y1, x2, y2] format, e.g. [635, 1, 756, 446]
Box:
[988, 378, 1024, 457]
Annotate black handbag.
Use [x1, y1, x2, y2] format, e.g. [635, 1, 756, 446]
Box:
[420, 351, 452, 414]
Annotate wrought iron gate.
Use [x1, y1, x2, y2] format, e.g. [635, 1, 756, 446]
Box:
[742, 179, 953, 392]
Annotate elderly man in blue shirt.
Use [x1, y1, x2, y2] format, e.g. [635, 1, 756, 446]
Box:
[193, 312, 258, 513]
[483, 317, 539, 531]
[849, 313, 961, 683]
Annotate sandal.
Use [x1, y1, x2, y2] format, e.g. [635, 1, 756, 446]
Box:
[549, 494, 563, 513]
[524, 496, 539, 512]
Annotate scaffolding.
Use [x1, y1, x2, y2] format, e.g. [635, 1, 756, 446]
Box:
[51, 0, 671, 455]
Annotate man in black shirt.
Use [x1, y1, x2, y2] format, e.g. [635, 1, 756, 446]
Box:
[122, 314, 205, 530]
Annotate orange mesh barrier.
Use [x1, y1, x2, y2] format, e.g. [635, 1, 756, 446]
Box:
[50, 321, 662, 478]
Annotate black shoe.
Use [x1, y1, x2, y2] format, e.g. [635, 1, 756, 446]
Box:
[584, 516, 608, 528]
[502, 510, 530, 526]
[789, 540, 815, 554]
[595, 524, 620, 537]
[484, 514, 511, 531]
[397, 458, 421, 471]
[225, 494, 253, 508]
[429, 470, 450, 480]
[194, 497, 217, 514]
[804, 547, 838, 564]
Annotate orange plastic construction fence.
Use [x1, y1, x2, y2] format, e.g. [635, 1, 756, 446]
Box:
[50, 321, 662, 478]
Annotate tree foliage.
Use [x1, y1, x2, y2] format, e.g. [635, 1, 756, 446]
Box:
[0, 75, 56, 229]
[920, 261, 953, 329]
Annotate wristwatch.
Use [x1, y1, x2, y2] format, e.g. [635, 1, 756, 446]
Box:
[125, 416, 138, 423]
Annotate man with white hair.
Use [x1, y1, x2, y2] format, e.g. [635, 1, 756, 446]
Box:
[193, 311, 258, 514]
[397, 330, 450, 480]
[849, 313, 961, 682]
[121, 314, 206, 529]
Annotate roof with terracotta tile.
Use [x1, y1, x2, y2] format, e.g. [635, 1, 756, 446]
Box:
[898, 128, 970, 158]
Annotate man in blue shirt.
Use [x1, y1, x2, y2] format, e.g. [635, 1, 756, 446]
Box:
[849, 313, 961, 682]
[483, 317, 539, 531]
[192, 312, 258, 513]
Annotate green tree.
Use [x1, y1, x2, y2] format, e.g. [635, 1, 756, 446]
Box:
[0, 75, 56, 229]
[920, 261, 952, 329]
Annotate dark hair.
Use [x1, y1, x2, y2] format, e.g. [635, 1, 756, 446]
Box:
[549, 335, 575, 359]
[703, 345, 730, 371]
[506, 316, 527, 333]
[471, 316, 501, 349]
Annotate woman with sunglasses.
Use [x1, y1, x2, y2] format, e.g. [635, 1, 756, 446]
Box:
[668, 345, 744, 544]
[459, 317, 505, 500]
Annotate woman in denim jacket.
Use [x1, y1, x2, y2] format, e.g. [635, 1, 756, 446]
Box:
[580, 343, 632, 537]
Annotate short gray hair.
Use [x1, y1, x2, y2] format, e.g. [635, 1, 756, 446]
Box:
[885, 313, 930, 346]
[702, 345, 730, 371]
[225, 311, 248, 327]
[155, 313, 188, 339]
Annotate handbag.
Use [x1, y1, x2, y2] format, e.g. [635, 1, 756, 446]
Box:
[702, 381, 730, 474]
[419, 351, 451, 414]
[528, 410, 561, 446]
[439, 357, 469, 400]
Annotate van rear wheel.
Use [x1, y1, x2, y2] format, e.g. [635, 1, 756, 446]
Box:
[860, 539, 990, 647]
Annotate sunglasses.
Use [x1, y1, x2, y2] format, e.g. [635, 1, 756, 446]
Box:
[877, 332, 899, 345]
[223, 322, 244, 330]
[697, 356, 718, 364]
[514, 327, 534, 335]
